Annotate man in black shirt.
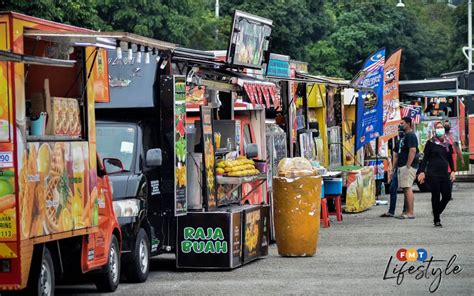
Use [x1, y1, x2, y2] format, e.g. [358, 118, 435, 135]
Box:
[396, 117, 419, 219]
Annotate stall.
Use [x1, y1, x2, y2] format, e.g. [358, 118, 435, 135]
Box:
[170, 10, 275, 269]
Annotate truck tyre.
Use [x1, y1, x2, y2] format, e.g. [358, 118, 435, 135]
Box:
[124, 228, 150, 283]
[95, 235, 120, 292]
[25, 247, 55, 296]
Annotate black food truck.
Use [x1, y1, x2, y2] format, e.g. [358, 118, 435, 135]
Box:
[95, 11, 273, 282]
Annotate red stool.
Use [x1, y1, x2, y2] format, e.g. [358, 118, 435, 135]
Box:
[320, 198, 330, 228]
[326, 195, 343, 222]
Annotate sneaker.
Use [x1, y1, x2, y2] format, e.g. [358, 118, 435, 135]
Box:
[380, 213, 394, 217]
[434, 222, 442, 227]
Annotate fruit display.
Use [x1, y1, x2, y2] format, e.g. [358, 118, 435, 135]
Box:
[216, 156, 260, 177]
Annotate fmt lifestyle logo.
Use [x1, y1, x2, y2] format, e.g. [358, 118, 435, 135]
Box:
[383, 248, 463, 293]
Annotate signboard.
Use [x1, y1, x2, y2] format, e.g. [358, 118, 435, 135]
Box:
[355, 48, 385, 151]
[382, 49, 402, 141]
[200, 106, 217, 210]
[176, 211, 242, 269]
[226, 10, 273, 69]
[290, 60, 309, 74]
[265, 53, 290, 78]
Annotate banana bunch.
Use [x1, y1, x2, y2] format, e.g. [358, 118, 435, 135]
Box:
[216, 156, 260, 177]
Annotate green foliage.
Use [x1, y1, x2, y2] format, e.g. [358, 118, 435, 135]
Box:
[0, 0, 466, 79]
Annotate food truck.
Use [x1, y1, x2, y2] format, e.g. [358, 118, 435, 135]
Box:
[95, 10, 273, 274]
[0, 12, 123, 294]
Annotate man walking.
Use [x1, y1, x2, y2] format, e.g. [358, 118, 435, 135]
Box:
[396, 117, 419, 219]
[380, 126, 406, 217]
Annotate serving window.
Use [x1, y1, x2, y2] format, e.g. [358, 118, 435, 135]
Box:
[23, 38, 86, 141]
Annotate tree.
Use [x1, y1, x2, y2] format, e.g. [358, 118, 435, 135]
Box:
[304, 0, 456, 79]
[0, 0, 108, 30]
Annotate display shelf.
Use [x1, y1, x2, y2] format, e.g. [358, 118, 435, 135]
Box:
[217, 173, 266, 185]
[27, 135, 83, 142]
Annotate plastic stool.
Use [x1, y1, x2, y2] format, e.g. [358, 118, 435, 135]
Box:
[320, 198, 330, 228]
[326, 195, 343, 222]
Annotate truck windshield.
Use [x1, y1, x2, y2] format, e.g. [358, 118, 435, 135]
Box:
[96, 124, 137, 171]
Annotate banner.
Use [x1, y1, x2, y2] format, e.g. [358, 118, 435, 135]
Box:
[355, 48, 385, 151]
[382, 49, 402, 141]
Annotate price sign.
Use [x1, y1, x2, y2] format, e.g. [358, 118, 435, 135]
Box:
[0, 152, 13, 168]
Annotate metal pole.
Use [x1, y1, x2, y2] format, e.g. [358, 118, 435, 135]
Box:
[215, 0, 219, 41]
[469, 0, 473, 72]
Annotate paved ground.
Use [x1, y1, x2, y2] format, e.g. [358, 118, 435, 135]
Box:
[57, 183, 474, 295]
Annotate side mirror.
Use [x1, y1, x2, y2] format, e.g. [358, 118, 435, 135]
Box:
[245, 144, 258, 159]
[103, 158, 125, 174]
[146, 148, 162, 167]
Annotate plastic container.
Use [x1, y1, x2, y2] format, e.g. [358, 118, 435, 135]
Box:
[323, 178, 343, 195]
[273, 175, 322, 256]
[30, 113, 47, 136]
[320, 180, 325, 198]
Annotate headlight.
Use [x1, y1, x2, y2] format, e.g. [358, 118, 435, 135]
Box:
[113, 198, 140, 218]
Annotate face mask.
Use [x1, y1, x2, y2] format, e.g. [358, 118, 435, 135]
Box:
[444, 125, 451, 133]
[398, 124, 405, 132]
[435, 128, 445, 137]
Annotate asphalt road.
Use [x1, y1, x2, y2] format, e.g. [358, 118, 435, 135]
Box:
[57, 182, 474, 295]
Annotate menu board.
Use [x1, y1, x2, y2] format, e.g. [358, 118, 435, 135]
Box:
[226, 10, 273, 69]
[200, 106, 217, 211]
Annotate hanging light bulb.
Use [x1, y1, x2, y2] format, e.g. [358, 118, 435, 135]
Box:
[160, 56, 168, 69]
[137, 45, 142, 64]
[116, 40, 122, 59]
[127, 43, 133, 62]
[144, 47, 150, 64]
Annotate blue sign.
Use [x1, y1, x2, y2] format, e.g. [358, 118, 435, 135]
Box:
[355, 48, 385, 151]
[266, 54, 290, 78]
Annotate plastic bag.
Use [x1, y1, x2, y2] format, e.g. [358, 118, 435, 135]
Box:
[277, 157, 316, 178]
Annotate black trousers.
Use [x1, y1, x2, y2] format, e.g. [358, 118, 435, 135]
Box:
[426, 175, 452, 223]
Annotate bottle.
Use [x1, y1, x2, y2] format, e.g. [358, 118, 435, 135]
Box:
[226, 138, 232, 151]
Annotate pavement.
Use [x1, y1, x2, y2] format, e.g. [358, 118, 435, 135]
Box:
[57, 182, 474, 295]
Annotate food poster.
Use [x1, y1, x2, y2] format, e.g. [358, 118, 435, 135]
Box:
[243, 207, 262, 262]
[345, 167, 376, 213]
[175, 79, 187, 216]
[200, 106, 217, 210]
[86, 47, 110, 103]
[186, 85, 207, 106]
[0, 27, 17, 245]
[17, 141, 98, 239]
[416, 118, 460, 153]
[365, 159, 385, 180]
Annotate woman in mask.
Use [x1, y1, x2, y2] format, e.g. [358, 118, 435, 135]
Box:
[417, 121, 455, 227]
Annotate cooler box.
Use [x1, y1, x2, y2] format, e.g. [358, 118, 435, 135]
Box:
[323, 178, 343, 195]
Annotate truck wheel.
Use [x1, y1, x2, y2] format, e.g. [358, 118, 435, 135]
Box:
[38, 248, 55, 296]
[26, 247, 55, 296]
[95, 235, 120, 292]
[124, 228, 150, 283]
